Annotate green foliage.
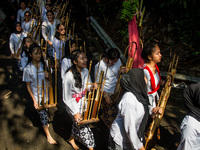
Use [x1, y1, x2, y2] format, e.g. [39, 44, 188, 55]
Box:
[121, 0, 137, 22]
[160, 0, 200, 46]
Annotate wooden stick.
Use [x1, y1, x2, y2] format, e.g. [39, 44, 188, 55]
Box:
[76, 34, 78, 48]
[72, 22, 75, 39]
[62, 43, 65, 58]
[84, 41, 86, 55]
[81, 60, 92, 118]
[55, 52, 57, 104]
[42, 80, 45, 107]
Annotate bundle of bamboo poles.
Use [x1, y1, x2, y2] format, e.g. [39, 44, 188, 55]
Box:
[78, 57, 108, 125]
[145, 54, 179, 149]
[36, 55, 58, 111]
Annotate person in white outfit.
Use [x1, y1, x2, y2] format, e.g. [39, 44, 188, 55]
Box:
[41, 10, 60, 57]
[23, 43, 57, 145]
[17, 1, 30, 23]
[20, 36, 33, 70]
[21, 11, 37, 35]
[94, 48, 123, 128]
[141, 42, 162, 114]
[9, 22, 27, 75]
[177, 83, 200, 150]
[63, 50, 96, 150]
[109, 68, 149, 150]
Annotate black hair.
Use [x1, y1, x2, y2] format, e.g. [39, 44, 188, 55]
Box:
[19, 1, 26, 5]
[21, 36, 31, 57]
[27, 43, 46, 70]
[24, 11, 31, 16]
[46, 10, 54, 15]
[105, 48, 120, 60]
[66, 50, 84, 89]
[64, 40, 77, 58]
[141, 42, 159, 63]
[54, 23, 65, 39]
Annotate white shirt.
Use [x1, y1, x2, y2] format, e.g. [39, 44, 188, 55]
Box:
[63, 68, 91, 116]
[143, 64, 160, 114]
[23, 62, 49, 103]
[94, 58, 121, 94]
[9, 32, 27, 55]
[61, 58, 71, 80]
[20, 50, 28, 70]
[17, 8, 31, 23]
[110, 92, 144, 150]
[177, 115, 200, 150]
[41, 19, 60, 42]
[21, 19, 37, 34]
[52, 38, 65, 62]
[40, 6, 48, 22]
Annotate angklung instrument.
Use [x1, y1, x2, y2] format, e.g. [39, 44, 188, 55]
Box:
[36, 52, 58, 111]
[78, 56, 108, 125]
[144, 54, 179, 149]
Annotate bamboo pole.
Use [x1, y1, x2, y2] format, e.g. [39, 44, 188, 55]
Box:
[55, 52, 57, 104]
[72, 22, 75, 39]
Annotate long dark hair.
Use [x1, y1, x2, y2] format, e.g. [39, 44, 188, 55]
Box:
[141, 42, 158, 63]
[26, 43, 46, 70]
[21, 36, 31, 57]
[54, 23, 63, 39]
[66, 50, 84, 89]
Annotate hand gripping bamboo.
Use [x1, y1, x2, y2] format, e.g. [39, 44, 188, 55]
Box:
[144, 54, 179, 149]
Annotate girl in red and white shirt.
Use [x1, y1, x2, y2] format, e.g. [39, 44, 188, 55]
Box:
[141, 42, 162, 114]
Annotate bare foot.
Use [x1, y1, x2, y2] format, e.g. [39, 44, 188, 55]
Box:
[47, 136, 57, 145]
[68, 138, 79, 150]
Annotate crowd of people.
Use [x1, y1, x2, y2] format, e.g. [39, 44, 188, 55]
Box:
[1, 0, 200, 150]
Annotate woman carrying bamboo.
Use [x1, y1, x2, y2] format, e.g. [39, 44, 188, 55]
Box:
[17, 1, 31, 23]
[21, 11, 37, 35]
[63, 50, 97, 150]
[9, 22, 27, 76]
[41, 10, 60, 58]
[94, 48, 124, 128]
[141, 42, 162, 115]
[23, 43, 57, 144]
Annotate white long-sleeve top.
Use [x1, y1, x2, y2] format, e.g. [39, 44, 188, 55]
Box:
[110, 92, 144, 150]
[9, 32, 27, 55]
[143, 64, 160, 114]
[23, 62, 49, 103]
[40, 6, 48, 22]
[94, 58, 121, 94]
[177, 115, 200, 150]
[63, 68, 91, 116]
[52, 38, 65, 62]
[41, 19, 60, 43]
[61, 58, 71, 80]
[20, 50, 28, 70]
[21, 19, 37, 34]
[17, 8, 31, 23]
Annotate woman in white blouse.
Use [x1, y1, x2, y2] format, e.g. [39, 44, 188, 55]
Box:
[17, 1, 30, 23]
[21, 11, 37, 34]
[63, 50, 96, 150]
[41, 10, 60, 57]
[94, 48, 122, 128]
[9, 22, 27, 74]
[109, 68, 149, 150]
